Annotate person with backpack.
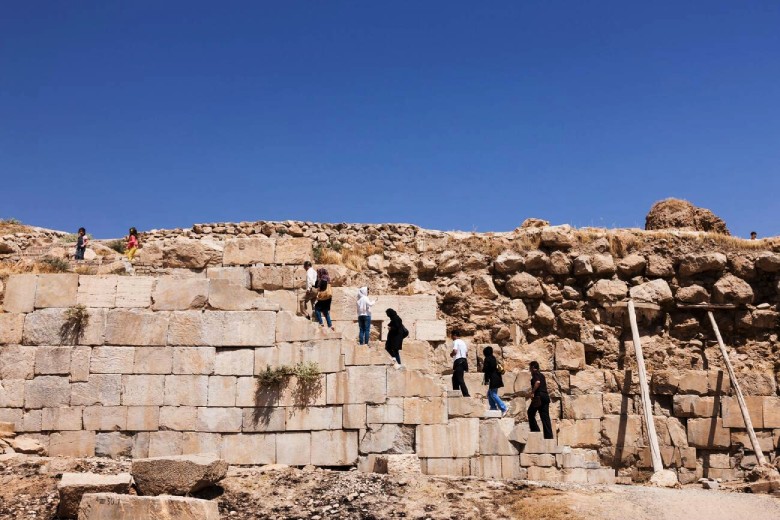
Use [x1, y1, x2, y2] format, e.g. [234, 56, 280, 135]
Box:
[450, 331, 470, 397]
[384, 308, 406, 365]
[482, 346, 508, 416]
[528, 360, 553, 439]
[314, 268, 334, 331]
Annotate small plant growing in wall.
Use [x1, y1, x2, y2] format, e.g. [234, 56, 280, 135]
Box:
[60, 305, 90, 345]
[256, 362, 321, 387]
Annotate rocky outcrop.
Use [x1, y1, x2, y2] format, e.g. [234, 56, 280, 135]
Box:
[645, 198, 730, 235]
[131, 454, 228, 496]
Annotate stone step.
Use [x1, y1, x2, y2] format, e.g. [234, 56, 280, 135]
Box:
[522, 432, 562, 454]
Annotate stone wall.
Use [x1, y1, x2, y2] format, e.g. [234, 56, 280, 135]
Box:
[1, 225, 780, 483]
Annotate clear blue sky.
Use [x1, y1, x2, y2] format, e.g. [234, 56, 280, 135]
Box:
[2, 1, 779, 238]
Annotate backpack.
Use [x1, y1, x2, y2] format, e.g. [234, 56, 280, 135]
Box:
[496, 359, 506, 375]
[402, 325, 409, 338]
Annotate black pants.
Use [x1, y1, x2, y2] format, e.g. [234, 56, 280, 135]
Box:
[528, 395, 553, 439]
[452, 358, 470, 397]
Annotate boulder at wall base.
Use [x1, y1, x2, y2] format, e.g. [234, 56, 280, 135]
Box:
[131, 454, 228, 496]
[57, 473, 133, 519]
[161, 239, 223, 269]
[78, 493, 220, 520]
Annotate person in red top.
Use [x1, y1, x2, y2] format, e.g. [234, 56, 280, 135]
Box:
[125, 227, 139, 261]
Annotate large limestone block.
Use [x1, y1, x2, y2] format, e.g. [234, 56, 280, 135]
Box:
[506, 273, 544, 299]
[77, 276, 118, 308]
[359, 423, 414, 454]
[327, 366, 387, 404]
[78, 493, 220, 520]
[215, 348, 254, 376]
[722, 396, 764, 428]
[387, 368, 445, 398]
[148, 431, 184, 457]
[570, 370, 606, 395]
[164, 375, 208, 406]
[420, 457, 471, 476]
[70, 346, 91, 382]
[121, 375, 165, 406]
[207, 266, 250, 288]
[447, 396, 486, 418]
[105, 309, 168, 346]
[679, 253, 727, 277]
[115, 277, 155, 308]
[159, 406, 197, 431]
[0, 313, 25, 344]
[207, 311, 276, 347]
[479, 419, 518, 456]
[554, 339, 585, 370]
[403, 397, 447, 424]
[731, 429, 776, 453]
[311, 430, 358, 465]
[0, 345, 36, 379]
[630, 279, 673, 305]
[396, 295, 438, 321]
[23, 308, 106, 346]
[416, 418, 479, 458]
[262, 290, 297, 313]
[278, 340, 343, 373]
[602, 415, 644, 447]
[173, 347, 215, 375]
[49, 431, 95, 457]
[34, 274, 79, 308]
[276, 432, 311, 465]
[133, 347, 173, 374]
[131, 453, 228, 496]
[764, 397, 780, 428]
[83, 406, 127, 431]
[755, 252, 780, 272]
[34, 346, 72, 375]
[562, 394, 604, 419]
[275, 311, 319, 342]
[3, 274, 37, 313]
[556, 419, 601, 448]
[341, 342, 395, 367]
[70, 374, 122, 406]
[42, 406, 84, 430]
[342, 404, 367, 429]
[249, 266, 298, 290]
[367, 398, 404, 424]
[57, 472, 133, 518]
[222, 434, 276, 465]
[126, 407, 160, 431]
[286, 406, 342, 431]
[180, 432, 223, 457]
[242, 407, 286, 432]
[223, 237, 275, 266]
[152, 278, 208, 311]
[415, 320, 446, 341]
[672, 395, 716, 418]
[0, 379, 25, 408]
[274, 237, 312, 264]
[162, 238, 223, 269]
[687, 418, 731, 449]
[196, 407, 242, 432]
[25, 376, 70, 408]
[96, 432, 134, 458]
[208, 279, 268, 311]
[91, 347, 135, 374]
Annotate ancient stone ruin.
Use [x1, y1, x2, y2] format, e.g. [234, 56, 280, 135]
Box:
[1, 218, 779, 499]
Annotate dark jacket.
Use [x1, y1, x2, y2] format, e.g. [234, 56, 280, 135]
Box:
[482, 354, 504, 389]
[385, 310, 404, 352]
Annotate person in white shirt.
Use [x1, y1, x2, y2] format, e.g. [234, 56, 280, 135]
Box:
[356, 287, 377, 346]
[450, 331, 470, 397]
[299, 261, 319, 319]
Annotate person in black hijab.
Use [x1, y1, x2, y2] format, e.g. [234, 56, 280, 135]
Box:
[384, 308, 405, 365]
[528, 360, 553, 439]
[482, 346, 508, 416]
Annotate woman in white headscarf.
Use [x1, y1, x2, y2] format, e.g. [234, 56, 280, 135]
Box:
[356, 287, 376, 346]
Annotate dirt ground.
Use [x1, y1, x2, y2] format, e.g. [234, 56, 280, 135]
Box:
[1, 455, 779, 520]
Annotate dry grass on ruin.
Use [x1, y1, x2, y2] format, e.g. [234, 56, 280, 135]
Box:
[0, 219, 33, 235]
[0, 259, 71, 276]
[509, 491, 584, 520]
[314, 242, 384, 271]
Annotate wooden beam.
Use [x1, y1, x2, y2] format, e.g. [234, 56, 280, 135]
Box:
[677, 303, 737, 310]
[707, 311, 766, 465]
[627, 300, 663, 473]
[607, 301, 661, 311]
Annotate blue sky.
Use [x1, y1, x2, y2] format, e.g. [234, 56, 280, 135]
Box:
[2, 1, 778, 238]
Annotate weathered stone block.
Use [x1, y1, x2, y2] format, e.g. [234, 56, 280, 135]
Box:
[311, 430, 358, 465]
[164, 375, 208, 406]
[70, 345, 91, 382]
[677, 370, 709, 395]
[555, 339, 585, 370]
[527, 466, 562, 481]
[479, 419, 518, 456]
[131, 453, 228, 496]
[159, 407, 197, 431]
[0, 313, 25, 345]
[420, 457, 471, 476]
[34, 274, 78, 308]
[91, 346, 135, 374]
[276, 432, 311, 465]
[83, 406, 127, 431]
[148, 431, 184, 457]
[126, 407, 160, 431]
[569, 370, 606, 394]
[95, 432, 134, 458]
[602, 415, 644, 447]
[207, 376, 236, 406]
[71, 374, 122, 406]
[222, 434, 276, 465]
[274, 237, 312, 264]
[57, 472, 133, 518]
[208, 279, 268, 311]
[262, 290, 297, 313]
[562, 394, 604, 419]
[121, 375, 165, 406]
[731, 429, 776, 452]
[672, 395, 716, 417]
[327, 365, 388, 404]
[387, 367, 445, 398]
[214, 348, 254, 376]
[105, 309, 168, 346]
[722, 396, 764, 428]
[446, 396, 486, 418]
[205, 311, 276, 347]
[277, 340, 343, 373]
[416, 419, 479, 458]
[223, 237, 275, 266]
[242, 407, 285, 432]
[25, 376, 70, 408]
[403, 397, 447, 424]
[0, 345, 35, 379]
[414, 320, 446, 341]
[133, 347, 172, 374]
[3, 274, 36, 313]
[152, 278, 208, 311]
[77, 276, 118, 308]
[172, 346, 215, 375]
[687, 418, 731, 449]
[0, 379, 24, 408]
[286, 406, 342, 431]
[115, 277, 154, 308]
[78, 493, 220, 520]
[49, 430, 95, 457]
[180, 432, 223, 457]
[207, 266, 250, 287]
[234, 377, 260, 407]
[342, 404, 367, 429]
[34, 346, 72, 375]
[42, 406, 83, 430]
[196, 407, 242, 432]
[557, 419, 601, 448]
[764, 397, 780, 428]
[275, 311, 319, 342]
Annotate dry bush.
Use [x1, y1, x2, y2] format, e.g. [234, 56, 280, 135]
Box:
[318, 249, 343, 265]
[0, 258, 71, 276]
[0, 218, 32, 235]
[510, 491, 583, 520]
[342, 249, 366, 271]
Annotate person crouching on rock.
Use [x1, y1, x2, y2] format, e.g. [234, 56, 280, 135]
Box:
[384, 308, 406, 365]
[528, 361, 553, 439]
[483, 346, 507, 417]
[356, 287, 376, 346]
[314, 268, 335, 331]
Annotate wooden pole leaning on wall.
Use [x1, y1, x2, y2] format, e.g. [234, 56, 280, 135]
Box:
[707, 311, 766, 466]
[627, 300, 663, 473]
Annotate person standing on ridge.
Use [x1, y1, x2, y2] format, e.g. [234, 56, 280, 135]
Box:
[528, 361, 553, 439]
[74, 227, 89, 260]
[356, 287, 376, 346]
[125, 227, 139, 261]
[299, 261, 318, 319]
[450, 331, 470, 397]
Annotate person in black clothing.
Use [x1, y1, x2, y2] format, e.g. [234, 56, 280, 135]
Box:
[75, 227, 88, 260]
[528, 360, 553, 439]
[384, 308, 405, 365]
[482, 346, 508, 416]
